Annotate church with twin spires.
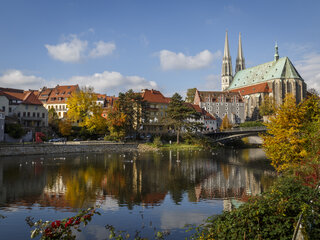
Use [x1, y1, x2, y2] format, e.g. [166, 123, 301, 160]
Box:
[222, 31, 307, 120]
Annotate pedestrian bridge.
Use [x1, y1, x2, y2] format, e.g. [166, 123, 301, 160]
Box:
[204, 127, 267, 144]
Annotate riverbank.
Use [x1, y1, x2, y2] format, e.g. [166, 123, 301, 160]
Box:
[0, 142, 139, 156]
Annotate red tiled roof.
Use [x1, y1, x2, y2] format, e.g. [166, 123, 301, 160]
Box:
[0, 89, 42, 105]
[46, 85, 79, 104]
[229, 82, 272, 96]
[186, 103, 216, 120]
[23, 91, 43, 105]
[141, 89, 170, 103]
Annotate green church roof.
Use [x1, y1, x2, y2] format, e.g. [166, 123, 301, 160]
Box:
[228, 57, 303, 90]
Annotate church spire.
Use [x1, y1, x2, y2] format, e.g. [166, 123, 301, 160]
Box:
[235, 32, 245, 73]
[221, 31, 233, 91]
[274, 42, 279, 61]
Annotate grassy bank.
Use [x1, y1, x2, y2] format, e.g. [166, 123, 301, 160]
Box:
[144, 142, 205, 150]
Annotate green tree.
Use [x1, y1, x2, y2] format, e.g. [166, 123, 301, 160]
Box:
[117, 89, 148, 137]
[220, 114, 232, 131]
[185, 88, 197, 103]
[165, 93, 199, 144]
[259, 95, 276, 117]
[48, 107, 60, 133]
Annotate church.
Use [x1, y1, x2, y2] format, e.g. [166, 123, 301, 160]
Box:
[223, 32, 307, 120]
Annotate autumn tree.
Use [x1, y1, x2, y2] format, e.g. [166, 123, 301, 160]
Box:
[59, 119, 72, 137]
[185, 88, 197, 103]
[220, 114, 232, 131]
[259, 95, 276, 117]
[165, 93, 199, 144]
[105, 102, 127, 141]
[261, 94, 308, 171]
[67, 86, 107, 135]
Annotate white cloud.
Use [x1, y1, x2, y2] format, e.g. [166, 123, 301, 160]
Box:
[89, 41, 116, 58]
[295, 53, 320, 92]
[0, 70, 45, 90]
[159, 50, 221, 71]
[45, 36, 88, 63]
[199, 74, 221, 91]
[63, 70, 158, 94]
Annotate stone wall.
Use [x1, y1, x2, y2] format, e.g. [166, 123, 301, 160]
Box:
[0, 143, 139, 156]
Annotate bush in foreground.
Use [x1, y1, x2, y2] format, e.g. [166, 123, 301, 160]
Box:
[191, 176, 320, 240]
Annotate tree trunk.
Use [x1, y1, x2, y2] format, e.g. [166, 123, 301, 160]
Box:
[176, 129, 180, 144]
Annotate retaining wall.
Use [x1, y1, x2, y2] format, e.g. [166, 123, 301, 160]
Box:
[0, 142, 139, 156]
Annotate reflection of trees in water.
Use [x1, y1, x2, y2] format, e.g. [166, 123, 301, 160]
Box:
[0, 149, 275, 210]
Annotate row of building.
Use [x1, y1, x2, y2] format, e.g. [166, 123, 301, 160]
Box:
[0, 85, 217, 141]
[0, 32, 308, 141]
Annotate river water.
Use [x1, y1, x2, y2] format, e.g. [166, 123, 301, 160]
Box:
[0, 148, 275, 239]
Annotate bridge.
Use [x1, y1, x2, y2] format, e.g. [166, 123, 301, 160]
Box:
[204, 127, 267, 144]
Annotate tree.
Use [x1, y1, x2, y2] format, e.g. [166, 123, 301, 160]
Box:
[84, 104, 108, 135]
[67, 86, 107, 135]
[220, 114, 232, 131]
[58, 119, 72, 137]
[165, 93, 199, 144]
[48, 107, 60, 133]
[105, 102, 127, 141]
[117, 89, 148, 137]
[67, 86, 97, 125]
[261, 94, 308, 171]
[185, 88, 197, 103]
[259, 95, 276, 117]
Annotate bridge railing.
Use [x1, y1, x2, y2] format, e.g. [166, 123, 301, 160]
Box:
[222, 126, 267, 133]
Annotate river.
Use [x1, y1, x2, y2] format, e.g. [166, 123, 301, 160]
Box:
[0, 148, 275, 239]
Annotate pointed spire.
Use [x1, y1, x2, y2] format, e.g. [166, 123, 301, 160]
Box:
[223, 31, 231, 59]
[221, 31, 233, 91]
[274, 42, 279, 61]
[235, 32, 245, 73]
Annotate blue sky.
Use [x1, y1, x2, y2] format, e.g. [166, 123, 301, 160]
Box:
[0, 0, 319, 96]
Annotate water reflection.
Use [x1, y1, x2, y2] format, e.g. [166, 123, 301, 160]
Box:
[0, 149, 274, 211]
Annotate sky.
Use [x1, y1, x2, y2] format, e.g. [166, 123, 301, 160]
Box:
[0, 0, 319, 97]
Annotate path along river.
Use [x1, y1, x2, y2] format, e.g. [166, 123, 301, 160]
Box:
[0, 148, 275, 239]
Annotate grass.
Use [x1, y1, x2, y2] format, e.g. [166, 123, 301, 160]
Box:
[145, 142, 204, 150]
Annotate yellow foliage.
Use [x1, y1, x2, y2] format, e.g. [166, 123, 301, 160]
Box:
[220, 114, 232, 131]
[261, 94, 307, 171]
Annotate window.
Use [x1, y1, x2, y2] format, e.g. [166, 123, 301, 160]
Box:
[23, 112, 26, 117]
[18, 112, 20, 117]
[33, 112, 36, 117]
[27, 112, 30, 117]
[9, 107, 11, 112]
[37, 113, 40, 117]
[42, 113, 45, 118]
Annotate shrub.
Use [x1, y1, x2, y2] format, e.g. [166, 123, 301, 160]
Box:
[191, 176, 320, 240]
[153, 136, 163, 147]
[4, 123, 25, 139]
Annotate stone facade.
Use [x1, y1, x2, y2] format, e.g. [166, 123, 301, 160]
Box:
[194, 90, 245, 127]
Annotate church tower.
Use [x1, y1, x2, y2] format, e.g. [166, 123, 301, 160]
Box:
[221, 31, 233, 91]
[235, 32, 245, 73]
